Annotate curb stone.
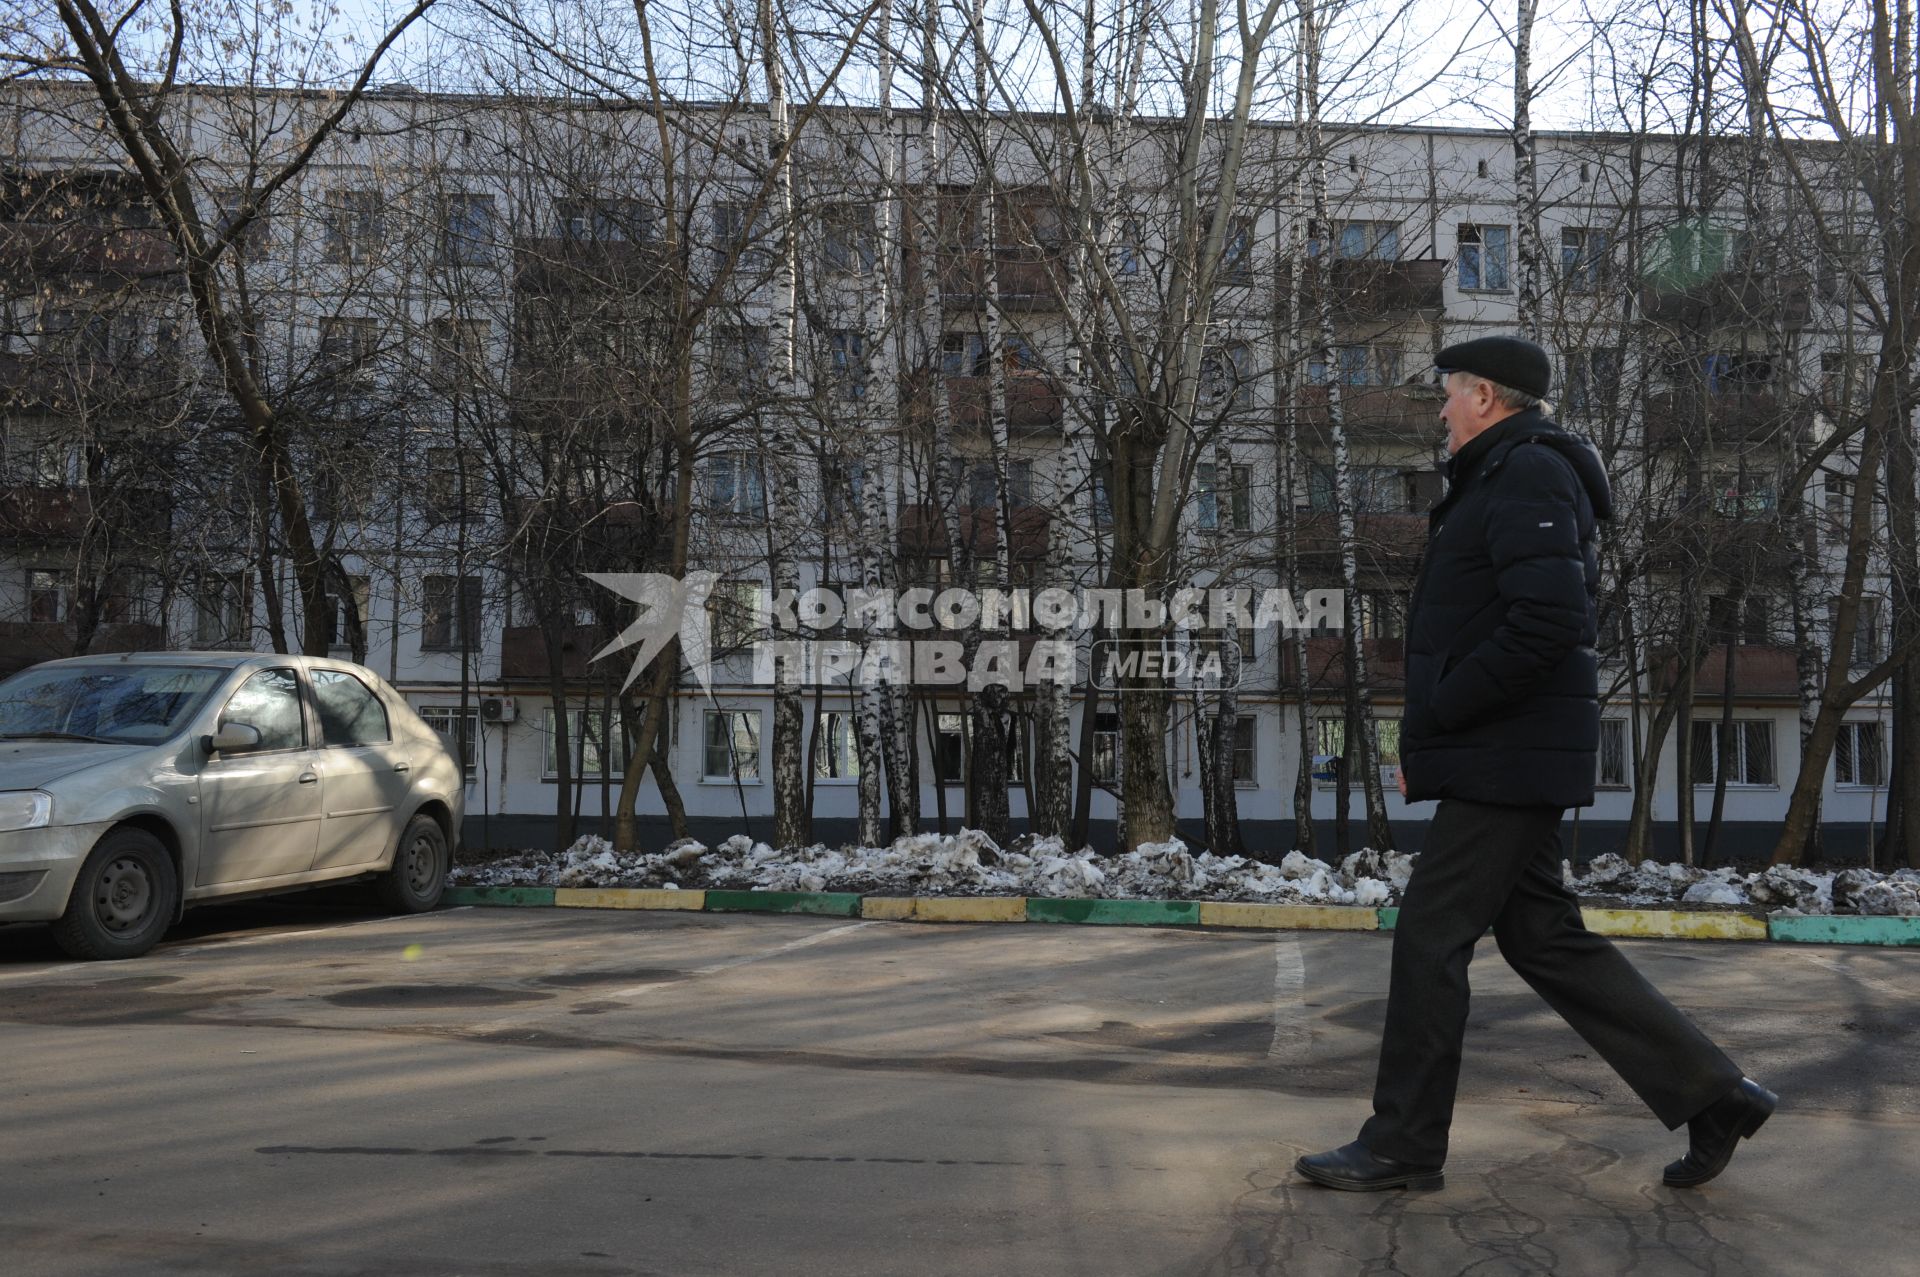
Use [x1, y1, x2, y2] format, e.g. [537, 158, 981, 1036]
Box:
[439, 887, 1919, 947]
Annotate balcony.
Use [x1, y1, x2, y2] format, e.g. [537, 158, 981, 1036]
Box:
[902, 370, 1064, 435]
[1640, 271, 1811, 329]
[0, 621, 166, 677]
[1297, 384, 1443, 443]
[1649, 644, 1800, 698]
[0, 484, 91, 541]
[0, 221, 174, 285]
[513, 235, 670, 300]
[898, 502, 1050, 562]
[1287, 510, 1429, 572]
[1644, 389, 1798, 446]
[1282, 258, 1447, 319]
[1281, 635, 1406, 690]
[499, 622, 610, 681]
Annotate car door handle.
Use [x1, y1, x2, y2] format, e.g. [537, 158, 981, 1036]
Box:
[392, 761, 412, 773]
[298, 772, 319, 784]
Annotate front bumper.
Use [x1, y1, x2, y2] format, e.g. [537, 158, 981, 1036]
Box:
[0, 822, 114, 922]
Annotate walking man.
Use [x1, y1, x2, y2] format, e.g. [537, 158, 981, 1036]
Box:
[1295, 336, 1776, 1192]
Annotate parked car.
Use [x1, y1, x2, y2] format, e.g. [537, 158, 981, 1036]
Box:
[0, 652, 465, 959]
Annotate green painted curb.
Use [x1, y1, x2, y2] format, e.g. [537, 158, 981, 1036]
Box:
[1768, 915, 1920, 946]
[444, 886, 555, 907]
[1026, 898, 1200, 926]
[702, 889, 864, 917]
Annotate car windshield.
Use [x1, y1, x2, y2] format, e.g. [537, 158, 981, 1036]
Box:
[0, 665, 227, 746]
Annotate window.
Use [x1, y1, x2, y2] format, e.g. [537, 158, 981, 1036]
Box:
[441, 193, 495, 266]
[1708, 469, 1776, 518]
[963, 459, 1032, 509]
[324, 575, 372, 651]
[425, 447, 483, 519]
[1308, 343, 1400, 387]
[556, 196, 653, 242]
[1564, 348, 1619, 416]
[941, 333, 989, 377]
[703, 708, 761, 782]
[708, 579, 764, 651]
[419, 706, 479, 776]
[1308, 464, 1405, 513]
[311, 668, 389, 746]
[1598, 718, 1629, 788]
[829, 330, 868, 399]
[431, 318, 488, 384]
[709, 201, 767, 271]
[1835, 720, 1887, 787]
[25, 568, 66, 623]
[1219, 214, 1256, 281]
[1196, 463, 1252, 531]
[1315, 717, 1401, 785]
[1200, 343, 1254, 408]
[194, 572, 248, 647]
[1457, 223, 1510, 291]
[1357, 591, 1407, 640]
[930, 710, 968, 784]
[1310, 220, 1399, 261]
[1561, 227, 1611, 292]
[1091, 472, 1114, 528]
[1829, 597, 1884, 667]
[821, 203, 878, 274]
[1815, 234, 1867, 301]
[9, 437, 69, 488]
[705, 452, 765, 518]
[218, 668, 305, 751]
[1203, 714, 1257, 785]
[1090, 711, 1119, 784]
[711, 325, 770, 397]
[1116, 219, 1143, 275]
[324, 189, 383, 265]
[546, 704, 630, 779]
[1699, 351, 1772, 393]
[213, 188, 269, 262]
[814, 710, 861, 781]
[822, 458, 866, 525]
[102, 569, 164, 626]
[1707, 594, 1770, 646]
[319, 317, 379, 387]
[1825, 474, 1855, 545]
[1690, 720, 1776, 786]
[422, 574, 482, 651]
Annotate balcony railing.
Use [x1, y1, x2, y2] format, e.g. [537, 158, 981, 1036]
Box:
[0, 222, 175, 282]
[1281, 635, 1407, 690]
[1644, 389, 1797, 445]
[1640, 271, 1812, 328]
[1649, 643, 1800, 698]
[903, 370, 1064, 434]
[1282, 258, 1447, 318]
[1296, 384, 1443, 442]
[898, 502, 1050, 561]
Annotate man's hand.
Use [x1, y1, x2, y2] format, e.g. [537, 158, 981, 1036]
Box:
[1397, 768, 1408, 799]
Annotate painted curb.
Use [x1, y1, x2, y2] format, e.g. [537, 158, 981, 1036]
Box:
[862, 896, 1028, 923]
[1026, 898, 1200, 926]
[703, 889, 864, 917]
[442, 886, 1919, 947]
[1199, 902, 1377, 931]
[1768, 915, 1920, 947]
[555, 888, 706, 911]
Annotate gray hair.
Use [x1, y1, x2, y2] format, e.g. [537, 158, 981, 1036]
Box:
[1448, 370, 1544, 412]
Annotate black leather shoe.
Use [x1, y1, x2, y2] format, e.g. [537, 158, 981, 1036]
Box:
[1664, 1077, 1777, 1188]
[1295, 1141, 1444, 1191]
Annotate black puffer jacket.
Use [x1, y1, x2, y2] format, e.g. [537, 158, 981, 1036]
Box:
[1400, 408, 1613, 808]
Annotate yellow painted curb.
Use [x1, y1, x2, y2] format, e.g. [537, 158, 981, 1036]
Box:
[554, 888, 707, 911]
[1198, 901, 1379, 932]
[862, 896, 1028, 923]
[1580, 908, 1766, 941]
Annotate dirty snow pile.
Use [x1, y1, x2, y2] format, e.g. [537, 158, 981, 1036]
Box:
[1565, 854, 1920, 916]
[451, 833, 1920, 915]
[453, 829, 1415, 905]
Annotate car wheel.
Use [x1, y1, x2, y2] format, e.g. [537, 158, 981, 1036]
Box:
[375, 813, 447, 913]
[50, 827, 180, 961]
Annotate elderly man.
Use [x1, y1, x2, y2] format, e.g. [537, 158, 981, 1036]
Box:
[1295, 336, 1775, 1192]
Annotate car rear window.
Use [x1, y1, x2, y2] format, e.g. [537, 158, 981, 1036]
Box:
[312, 669, 391, 747]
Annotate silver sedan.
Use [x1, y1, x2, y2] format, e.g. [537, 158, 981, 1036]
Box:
[0, 652, 466, 959]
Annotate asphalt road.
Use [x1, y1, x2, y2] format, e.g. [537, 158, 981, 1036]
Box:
[2, 899, 1916, 1276]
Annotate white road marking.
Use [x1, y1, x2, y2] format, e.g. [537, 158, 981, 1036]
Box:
[1269, 933, 1312, 1062]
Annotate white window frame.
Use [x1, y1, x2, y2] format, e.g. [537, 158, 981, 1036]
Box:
[702, 708, 762, 784]
[1690, 719, 1777, 788]
[1834, 719, 1888, 789]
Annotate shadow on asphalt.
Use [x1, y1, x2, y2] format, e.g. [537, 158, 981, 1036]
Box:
[0, 884, 395, 965]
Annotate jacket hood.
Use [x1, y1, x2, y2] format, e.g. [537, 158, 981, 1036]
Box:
[1472, 411, 1614, 522]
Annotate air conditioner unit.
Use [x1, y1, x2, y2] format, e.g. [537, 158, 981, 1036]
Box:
[479, 696, 517, 724]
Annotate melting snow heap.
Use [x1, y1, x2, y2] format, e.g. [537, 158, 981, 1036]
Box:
[451, 832, 1920, 915]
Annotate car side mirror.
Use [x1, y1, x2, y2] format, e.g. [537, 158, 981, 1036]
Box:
[205, 722, 263, 754]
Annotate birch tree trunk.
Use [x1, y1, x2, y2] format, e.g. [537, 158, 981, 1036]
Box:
[1512, 0, 1542, 341]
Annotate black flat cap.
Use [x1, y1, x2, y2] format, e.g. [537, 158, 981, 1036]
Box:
[1435, 336, 1552, 399]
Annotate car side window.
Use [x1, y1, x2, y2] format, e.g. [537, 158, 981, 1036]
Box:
[219, 668, 305, 751]
[312, 669, 391, 747]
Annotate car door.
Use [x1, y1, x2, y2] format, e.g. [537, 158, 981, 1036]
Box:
[309, 666, 414, 872]
[195, 666, 324, 886]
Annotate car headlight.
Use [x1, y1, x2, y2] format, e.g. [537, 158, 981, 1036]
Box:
[0, 791, 54, 832]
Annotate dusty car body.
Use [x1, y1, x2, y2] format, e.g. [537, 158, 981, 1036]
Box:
[0, 652, 464, 959]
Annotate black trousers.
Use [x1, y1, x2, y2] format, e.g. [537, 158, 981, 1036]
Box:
[1358, 799, 1745, 1166]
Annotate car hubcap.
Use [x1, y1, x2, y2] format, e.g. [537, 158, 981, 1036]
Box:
[407, 834, 438, 895]
[95, 857, 153, 932]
